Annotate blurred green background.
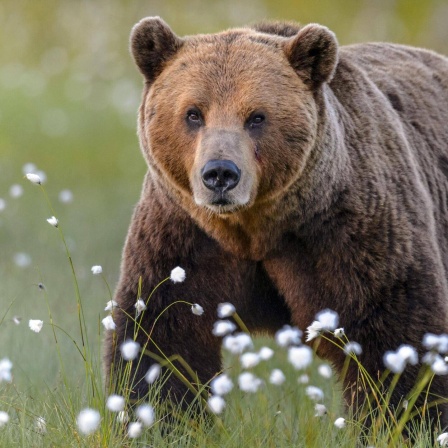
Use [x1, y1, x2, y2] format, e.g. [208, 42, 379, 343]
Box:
[1, 0, 448, 391]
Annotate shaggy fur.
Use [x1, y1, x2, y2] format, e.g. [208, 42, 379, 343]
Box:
[105, 17, 448, 427]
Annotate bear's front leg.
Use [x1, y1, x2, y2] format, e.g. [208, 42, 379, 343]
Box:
[103, 191, 289, 407]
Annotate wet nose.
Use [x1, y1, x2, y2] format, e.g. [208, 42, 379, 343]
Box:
[201, 159, 241, 192]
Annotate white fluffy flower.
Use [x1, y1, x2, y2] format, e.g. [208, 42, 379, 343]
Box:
[134, 299, 147, 317]
[432, 357, 448, 375]
[170, 266, 186, 283]
[106, 395, 125, 412]
[10, 184, 23, 198]
[0, 358, 12, 383]
[212, 320, 236, 337]
[306, 321, 324, 342]
[318, 364, 332, 379]
[423, 333, 448, 353]
[217, 302, 235, 318]
[334, 328, 345, 338]
[46, 216, 59, 227]
[58, 189, 73, 203]
[275, 325, 302, 347]
[91, 265, 102, 275]
[145, 364, 161, 384]
[305, 386, 324, 402]
[136, 404, 154, 427]
[438, 432, 448, 446]
[29, 319, 43, 333]
[104, 300, 118, 311]
[211, 374, 233, 396]
[191, 304, 204, 315]
[334, 417, 346, 429]
[298, 374, 309, 384]
[383, 351, 406, 374]
[238, 372, 262, 393]
[258, 346, 274, 360]
[35, 416, 46, 434]
[316, 309, 339, 331]
[223, 333, 253, 354]
[314, 403, 327, 416]
[269, 369, 286, 385]
[208, 395, 226, 414]
[25, 173, 42, 185]
[77, 408, 100, 435]
[127, 421, 143, 438]
[240, 352, 260, 369]
[102, 315, 116, 331]
[344, 341, 362, 356]
[288, 346, 313, 370]
[0, 411, 9, 427]
[120, 340, 140, 361]
[397, 345, 418, 365]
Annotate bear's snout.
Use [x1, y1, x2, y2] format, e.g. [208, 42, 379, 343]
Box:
[201, 159, 241, 193]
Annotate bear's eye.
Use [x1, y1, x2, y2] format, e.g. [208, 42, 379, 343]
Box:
[186, 108, 203, 127]
[246, 113, 266, 129]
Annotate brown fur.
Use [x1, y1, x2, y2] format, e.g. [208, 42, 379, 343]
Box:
[105, 17, 448, 428]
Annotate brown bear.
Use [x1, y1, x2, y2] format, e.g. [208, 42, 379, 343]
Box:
[104, 17, 448, 428]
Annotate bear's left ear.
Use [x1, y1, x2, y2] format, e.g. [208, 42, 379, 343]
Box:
[130, 17, 184, 84]
[283, 24, 338, 90]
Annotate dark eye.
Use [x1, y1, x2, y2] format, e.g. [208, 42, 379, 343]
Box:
[186, 108, 203, 127]
[246, 113, 266, 129]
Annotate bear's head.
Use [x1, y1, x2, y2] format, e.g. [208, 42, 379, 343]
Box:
[131, 17, 338, 217]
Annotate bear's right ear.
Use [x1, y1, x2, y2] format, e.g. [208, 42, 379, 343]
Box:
[283, 24, 338, 90]
[130, 17, 184, 84]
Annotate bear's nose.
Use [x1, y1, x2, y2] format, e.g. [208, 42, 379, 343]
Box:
[201, 159, 241, 192]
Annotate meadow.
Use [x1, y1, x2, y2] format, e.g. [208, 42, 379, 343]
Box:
[1, 1, 448, 446]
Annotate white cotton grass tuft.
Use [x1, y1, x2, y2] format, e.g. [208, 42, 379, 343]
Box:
[238, 372, 263, 393]
[35, 416, 46, 434]
[127, 421, 143, 438]
[10, 184, 23, 198]
[145, 364, 162, 384]
[25, 173, 42, 185]
[14, 252, 31, 268]
[136, 404, 155, 427]
[76, 408, 100, 435]
[102, 315, 116, 331]
[106, 395, 125, 412]
[0, 411, 9, 427]
[269, 369, 286, 385]
[344, 341, 362, 356]
[191, 303, 204, 315]
[134, 299, 147, 317]
[217, 302, 235, 318]
[91, 265, 102, 275]
[211, 373, 233, 396]
[438, 432, 448, 446]
[305, 385, 324, 402]
[46, 216, 59, 227]
[314, 403, 327, 417]
[334, 327, 345, 338]
[29, 319, 43, 333]
[120, 340, 140, 361]
[306, 321, 324, 342]
[212, 320, 236, 337]
[240, 352, 260, 369]
[258, 346, 274, 361]
[58, 189, 73, 203]
[223, 333, 253, 354]
[431, 357, 448, 375]
[334, 417, 346, 429]
[0, 358, 13, 383]
[275, 325, 302, 347]
[288, 346, 313, 370]
[423, 333, 448, 353]
[170, 266, 186, 283]
[318, 364, 332, 379]
[208, 395, 226, 414]
[383, 347, 417, 374]
[104, 300, 118, 311]
[397, 345, 418, 365]
[316, 309, 339, 330]
[298, 374, 309, 384]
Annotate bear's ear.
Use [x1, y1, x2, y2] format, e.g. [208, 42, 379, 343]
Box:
[283, 24, 338, 90]
[130, 17, 184, 84]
